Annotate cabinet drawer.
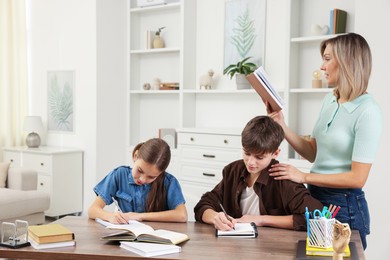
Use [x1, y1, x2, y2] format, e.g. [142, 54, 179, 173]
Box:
[37, 174, 52, 194]
[178, 132, 241, 149]
[3, 151, 21, 167]
[180, 164, 223, 185]
[181, 146, 241, 163]
[23, 154, 52, 174]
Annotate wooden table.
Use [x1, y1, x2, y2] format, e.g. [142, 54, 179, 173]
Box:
[0, 216, 365, 259]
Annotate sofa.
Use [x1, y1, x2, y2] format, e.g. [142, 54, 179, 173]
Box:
[0, 162, 50, 225]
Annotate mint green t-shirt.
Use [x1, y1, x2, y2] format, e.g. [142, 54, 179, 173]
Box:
[311, 92, 382, 174]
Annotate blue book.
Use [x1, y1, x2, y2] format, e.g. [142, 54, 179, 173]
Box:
[329, 9, 334, 34]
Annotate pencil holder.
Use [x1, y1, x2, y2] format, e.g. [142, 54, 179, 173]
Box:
[307, 218, 335, 248]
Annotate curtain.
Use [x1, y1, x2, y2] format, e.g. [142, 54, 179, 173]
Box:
[0, 0, 28, 151]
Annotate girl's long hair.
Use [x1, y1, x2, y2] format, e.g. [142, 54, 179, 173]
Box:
[132, 138, 171, 212]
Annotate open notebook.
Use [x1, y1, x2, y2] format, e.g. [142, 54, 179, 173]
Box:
[216, 222, 258, 238]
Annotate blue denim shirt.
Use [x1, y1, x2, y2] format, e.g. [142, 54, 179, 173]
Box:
[93, 166, 185, 212]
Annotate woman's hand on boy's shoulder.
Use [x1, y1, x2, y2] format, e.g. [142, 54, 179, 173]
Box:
[269, 163, 306, 184]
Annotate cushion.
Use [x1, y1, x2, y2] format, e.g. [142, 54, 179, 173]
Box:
[0, 162, 10, 188]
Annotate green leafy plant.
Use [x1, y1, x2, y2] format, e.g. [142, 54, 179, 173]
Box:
[223, 57, 257, 79]
[155, 26, 165, 36]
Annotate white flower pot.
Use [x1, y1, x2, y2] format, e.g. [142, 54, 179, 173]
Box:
[235, 74, 251, 89]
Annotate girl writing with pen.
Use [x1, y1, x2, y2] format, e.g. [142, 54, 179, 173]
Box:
[88, 138, 187, 224]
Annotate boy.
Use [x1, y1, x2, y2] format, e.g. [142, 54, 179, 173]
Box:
[194, 116, 323, 231]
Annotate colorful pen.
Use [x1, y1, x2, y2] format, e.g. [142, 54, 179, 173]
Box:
[332, 206, 341, 218]
[305, 207, 310, 237]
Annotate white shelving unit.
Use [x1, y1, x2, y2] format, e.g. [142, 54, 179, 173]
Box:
[285, 0, 356, 161]
[127, 0, 269, 152]
[128, 0, 196, 147]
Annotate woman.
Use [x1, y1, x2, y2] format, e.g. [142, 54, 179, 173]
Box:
[268, 33, 382, 249]
[88, 138, 187, 223]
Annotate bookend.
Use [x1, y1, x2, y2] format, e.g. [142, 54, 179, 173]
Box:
[0, 220, 30, 249]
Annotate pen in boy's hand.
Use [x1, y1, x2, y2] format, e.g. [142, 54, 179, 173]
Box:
[219, 203, 235, 230]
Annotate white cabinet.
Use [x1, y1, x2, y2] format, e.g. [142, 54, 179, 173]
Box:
[177, 129, 242, 221]
[285, 0, 356, 160]
[3, 146, 83, 217]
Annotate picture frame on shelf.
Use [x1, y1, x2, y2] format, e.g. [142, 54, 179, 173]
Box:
[224, 0, 266, 70]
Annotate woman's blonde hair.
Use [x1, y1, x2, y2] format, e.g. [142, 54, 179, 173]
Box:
[320, 33, 372, 101]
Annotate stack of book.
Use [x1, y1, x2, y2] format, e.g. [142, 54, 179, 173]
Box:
[329, 8, 347, 34]
[159, 82, 179, 90]
[28, 223, 76, 249]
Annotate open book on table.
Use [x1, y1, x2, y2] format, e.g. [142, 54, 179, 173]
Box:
[216, 222, 258, 238]
[246, 66, 285, 112]
[97, 219, 189, 245]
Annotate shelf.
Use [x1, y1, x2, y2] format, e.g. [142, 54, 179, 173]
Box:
[290, 88, 333, 93]
[130, 90, 180, 94]
[182, 89, 284, 94]
[130, 48, 180, 54]
[290, 34, 340, 43]
[130, 2, 180, 13]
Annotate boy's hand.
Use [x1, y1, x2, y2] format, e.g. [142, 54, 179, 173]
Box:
[213, 212, 236, 231]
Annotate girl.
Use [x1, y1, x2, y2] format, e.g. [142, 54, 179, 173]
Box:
[88, 138, 187, 223]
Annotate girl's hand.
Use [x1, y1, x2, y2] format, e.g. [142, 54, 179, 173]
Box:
[213, 212, 237, 231]
[269, 163, 306, 184]
[109, 212, 129, 224]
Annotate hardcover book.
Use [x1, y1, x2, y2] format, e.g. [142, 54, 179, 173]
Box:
[28, 239, 76, 250]
[334, 9, 347, 34]
[100, 220, 189, 245]
[246, 66, 284, 112]
[120, 241, 181, 257]
[216, 222, 258, 238]
[28, 224, 75, 244]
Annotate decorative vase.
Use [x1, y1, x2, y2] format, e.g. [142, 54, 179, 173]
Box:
[153, 35, 165, 48]
[235, 74, 251, 89]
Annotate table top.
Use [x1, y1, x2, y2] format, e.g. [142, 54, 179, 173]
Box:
[0, 216, 365, 260]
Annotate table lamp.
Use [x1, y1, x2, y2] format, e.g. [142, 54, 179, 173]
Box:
[23, 116, 43, 148]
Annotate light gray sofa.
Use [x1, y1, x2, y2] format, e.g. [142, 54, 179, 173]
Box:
[0, 167, 50, 225]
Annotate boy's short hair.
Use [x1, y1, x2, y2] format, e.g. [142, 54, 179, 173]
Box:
[241, 116, 285, 155]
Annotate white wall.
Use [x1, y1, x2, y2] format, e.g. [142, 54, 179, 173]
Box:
[27, 0, 127, 217]
[355, 1, 390, 259]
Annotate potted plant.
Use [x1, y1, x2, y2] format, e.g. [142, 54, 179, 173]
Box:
[223, 57, 257, 89]
[153, 27, 166, 48]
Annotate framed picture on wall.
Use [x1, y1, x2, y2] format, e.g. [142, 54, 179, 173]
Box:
[47, 71, 75, 133]
[224, 0, 266, 69]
